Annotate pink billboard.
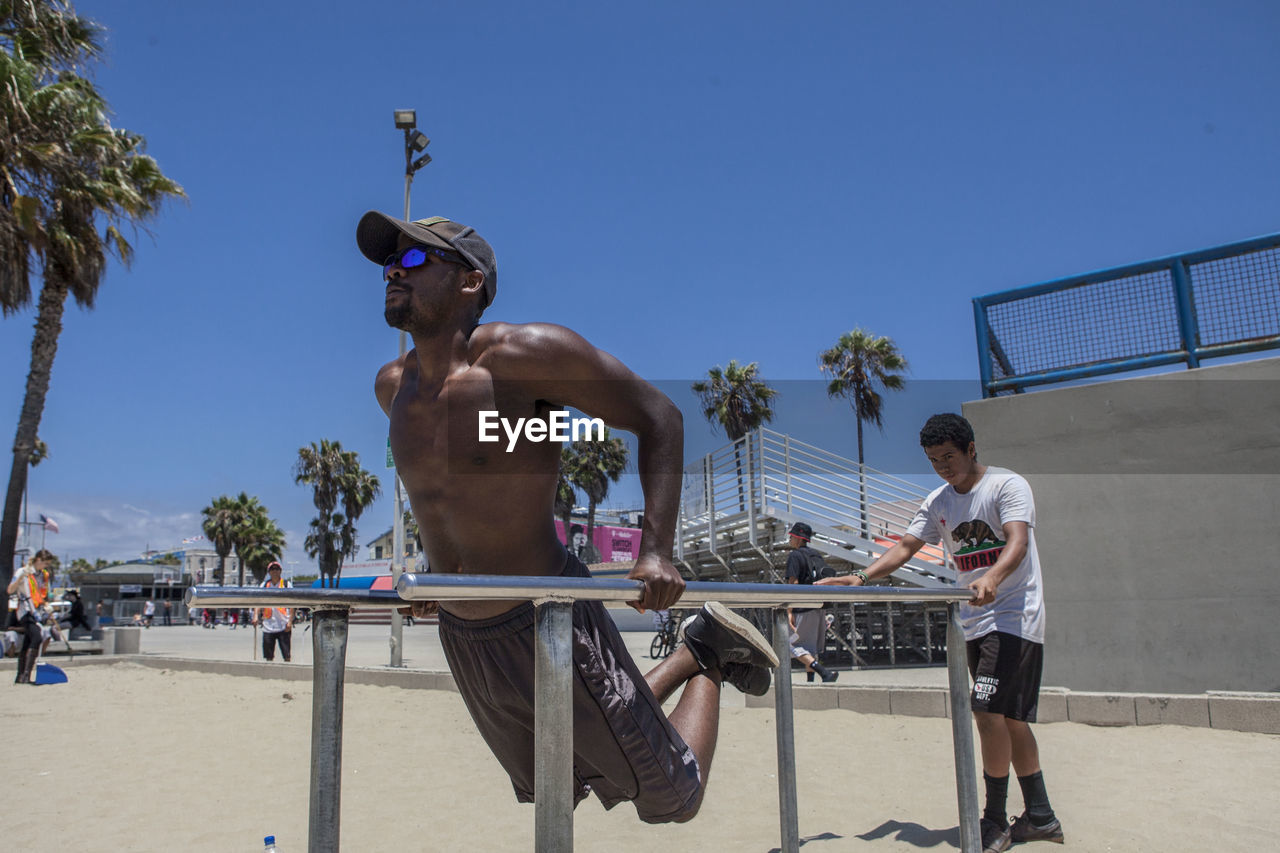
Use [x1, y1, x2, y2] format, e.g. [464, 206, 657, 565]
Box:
[554, 521, 641, 564]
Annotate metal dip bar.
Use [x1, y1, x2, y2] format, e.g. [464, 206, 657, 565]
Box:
[186, 580, 980, 853]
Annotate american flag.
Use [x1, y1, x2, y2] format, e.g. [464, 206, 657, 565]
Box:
[182, 535, 205, 544]
[39, 514, 59, 534]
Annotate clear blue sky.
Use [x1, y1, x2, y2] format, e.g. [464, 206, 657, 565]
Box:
[3, 0, 1277, 569]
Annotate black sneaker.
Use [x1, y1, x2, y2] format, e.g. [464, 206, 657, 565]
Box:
[980, 817, 1012, 853]
[721, 661, 771, 696]
[681, 602, 779, 672]
[1010, 812, 1064, 844]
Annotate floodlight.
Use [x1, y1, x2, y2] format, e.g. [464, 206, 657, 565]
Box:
[411, 153, 432, 172]
[408, 130, 430, 152]
[393, 109, 417, 129]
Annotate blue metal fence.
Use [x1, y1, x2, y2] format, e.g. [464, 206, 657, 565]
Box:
[973, 233, 1280, 396]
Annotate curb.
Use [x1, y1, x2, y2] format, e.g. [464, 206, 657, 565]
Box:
[743, 684, 1280, 734]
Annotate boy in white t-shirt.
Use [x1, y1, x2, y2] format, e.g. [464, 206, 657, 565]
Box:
[818, 414, 1062, 853]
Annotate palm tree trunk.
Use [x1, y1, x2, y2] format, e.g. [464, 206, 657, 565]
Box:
[856, 417, 868, 539]
[0, 280, 69, 588]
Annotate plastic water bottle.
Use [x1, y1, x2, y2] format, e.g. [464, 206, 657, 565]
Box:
[263, 836, 278, 852]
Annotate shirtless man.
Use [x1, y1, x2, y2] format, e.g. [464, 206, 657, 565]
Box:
[359, 211, 777, 823]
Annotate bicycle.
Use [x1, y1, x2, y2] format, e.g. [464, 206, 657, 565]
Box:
[649, 610, 681, 659]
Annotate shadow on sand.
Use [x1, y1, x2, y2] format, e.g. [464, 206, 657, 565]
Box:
[856, 820, 961, 849]
[765, 832, 844, 852]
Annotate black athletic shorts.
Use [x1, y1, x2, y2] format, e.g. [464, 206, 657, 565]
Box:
[966, 631, 1043, 722]
[438, 553, 702, 824]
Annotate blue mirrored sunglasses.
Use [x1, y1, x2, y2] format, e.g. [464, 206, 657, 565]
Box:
[382, 245, 468, 279]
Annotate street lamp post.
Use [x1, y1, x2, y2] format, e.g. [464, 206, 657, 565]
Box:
[388, 109, 432, 668]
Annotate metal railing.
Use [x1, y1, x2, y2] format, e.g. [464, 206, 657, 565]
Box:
[188, 577, 980, 853]
[679, 430, 951, 586]
[973, 232, 1280, 397]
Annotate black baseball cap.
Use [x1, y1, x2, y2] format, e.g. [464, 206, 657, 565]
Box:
[788, 522, 812, 541]
[356, 211, 498, 309]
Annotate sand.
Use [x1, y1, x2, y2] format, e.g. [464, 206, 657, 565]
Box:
[4, 662, 1278, 852]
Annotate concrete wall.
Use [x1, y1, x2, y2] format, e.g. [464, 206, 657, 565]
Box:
[962, 357, 1280, 694]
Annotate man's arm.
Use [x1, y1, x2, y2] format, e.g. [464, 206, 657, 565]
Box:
[484, 324, 685, 612]
[966, 520, 1028, 606]
[815, 535, 929, 587]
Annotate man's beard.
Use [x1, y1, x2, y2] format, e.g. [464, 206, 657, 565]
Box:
[384, 302, 413, 330]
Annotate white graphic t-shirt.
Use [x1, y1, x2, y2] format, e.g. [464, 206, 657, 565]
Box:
[906, 467, 1045, 643]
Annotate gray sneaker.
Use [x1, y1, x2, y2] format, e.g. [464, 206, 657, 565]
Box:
[681, 602, 780, 672]
[721, 661, 771, 696]
[1010, 812, 1064, 844]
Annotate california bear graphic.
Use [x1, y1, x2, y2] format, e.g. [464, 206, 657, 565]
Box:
[951, 519, 997, 550]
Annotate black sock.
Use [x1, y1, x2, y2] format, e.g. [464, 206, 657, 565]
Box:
[1017, 771, 1056, 823]
[983, 772, 1009, 825]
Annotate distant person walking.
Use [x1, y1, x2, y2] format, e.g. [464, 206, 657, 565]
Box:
[783, 522, 838, 683]
[62, 590, 92, 634]
[162, 599, 172, 626]
[142, 599, 156, 628]
[255, 562, 293, 662]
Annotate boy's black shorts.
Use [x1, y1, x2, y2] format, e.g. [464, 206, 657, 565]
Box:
[966, 631, 1043, 722]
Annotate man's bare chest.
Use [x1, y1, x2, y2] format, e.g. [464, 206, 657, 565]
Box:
[388, 377, 557, 480]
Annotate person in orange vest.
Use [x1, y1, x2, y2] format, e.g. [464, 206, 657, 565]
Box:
[7, 549, 53, 684]
[254, 561, 293, 662]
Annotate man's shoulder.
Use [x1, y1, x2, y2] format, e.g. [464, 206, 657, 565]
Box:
[981, 467, 1030, 493]
[469, 322, 593, 372]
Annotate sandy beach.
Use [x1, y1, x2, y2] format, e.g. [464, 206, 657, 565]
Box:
[4, 660, 1278, 852]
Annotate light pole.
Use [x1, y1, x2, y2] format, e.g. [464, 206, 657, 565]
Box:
[388, 109, 432, 668]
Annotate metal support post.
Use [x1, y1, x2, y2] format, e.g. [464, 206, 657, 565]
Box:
[309, 607, 350, 853]
[534, 599, 575, 852]
[772, 608, 800, 853]
[945, 602, 981, 853]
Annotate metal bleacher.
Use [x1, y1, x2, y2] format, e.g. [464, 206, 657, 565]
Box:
[676, 429, 960, 667]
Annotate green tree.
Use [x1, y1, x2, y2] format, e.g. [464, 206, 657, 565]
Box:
[0, 1, 184, 589]
[566, 429, 628, 548]
[691, 360, 778, 442]
[236, 501, 286, 585]
[295, 439, 381, 588]
[554, 446, 578, 547]
[819, 328, 909, 535]
[200, 494, 241, 585]
[692, 360, 778, 512]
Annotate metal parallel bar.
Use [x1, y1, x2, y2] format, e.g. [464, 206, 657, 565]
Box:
[188, 580, 973, 610]
[534, 600, 575, 853]
[946, 603, 981, 853]
[395, 575, 972, 608]
[186, 586, 404, 609]
[773, 608, 800, 853]
[1171, 261, 1201, 369]
[309, 608, 349, 853]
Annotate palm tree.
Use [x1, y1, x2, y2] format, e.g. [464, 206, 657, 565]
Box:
[819, 328, 909, 535]
[555, 446, 578, 547]
[295, 439, 381, 588]
[0, 2, 184, 588]
[691, 360, 778, 442]
[237, 503, 287, 586]
[566, 429, 628, 547]
[692, 360, 778, 512]
[201, 495, 240, 585]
